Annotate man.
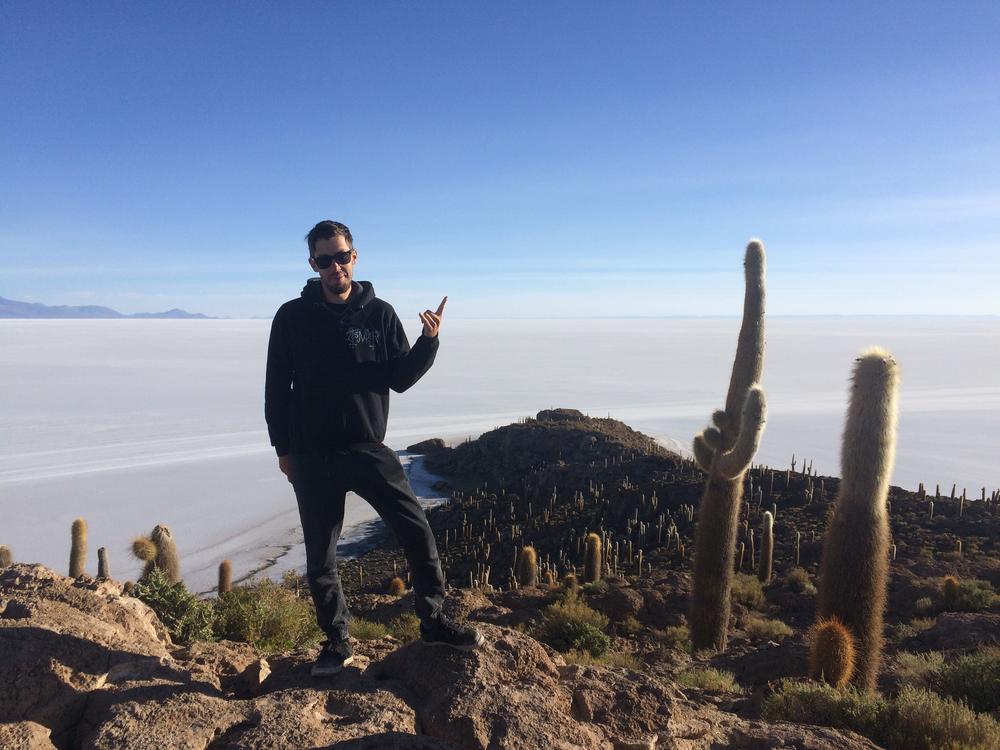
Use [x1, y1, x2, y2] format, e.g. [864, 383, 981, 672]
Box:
[265, 219, 483, 677]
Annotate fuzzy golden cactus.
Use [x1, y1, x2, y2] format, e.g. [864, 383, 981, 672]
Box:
[388, 576, 406, 596]
[131, 524, 181, 583]
[808, 617, 856, 688]
[689, 241, 768, 652]
[815, 348, 899, 692]
[516, 546, 538, 588]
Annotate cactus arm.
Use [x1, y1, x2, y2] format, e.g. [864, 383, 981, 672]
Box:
[692, 434, 715, 472]
[722, 240, 766, 449]
[715, 386, 767, 480]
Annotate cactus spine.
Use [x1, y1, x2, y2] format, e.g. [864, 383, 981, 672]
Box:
[583, 533, 602, 584]
[69, 518, 88, 578]
[218, 559, 233, 594]
[815, 348, 899, 691]
[97, 547, 110, 579]
[758, 511, 774, 584]
[516, 545, 538, 587]
[690, 240, 767, 652]
[808, 618, 856, 688]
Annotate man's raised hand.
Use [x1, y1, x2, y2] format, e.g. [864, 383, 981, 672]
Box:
[419, 296, 447, 338]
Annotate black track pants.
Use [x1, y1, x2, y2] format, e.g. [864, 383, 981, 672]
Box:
[289, 443, 446, 641]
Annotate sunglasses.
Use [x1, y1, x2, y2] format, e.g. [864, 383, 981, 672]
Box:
[312, 250, 353, 269]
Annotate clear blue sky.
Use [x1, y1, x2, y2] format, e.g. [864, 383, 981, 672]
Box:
[2, 2, 998, 318]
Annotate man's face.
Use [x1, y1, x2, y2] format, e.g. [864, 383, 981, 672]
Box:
[310, 235, 356, 296]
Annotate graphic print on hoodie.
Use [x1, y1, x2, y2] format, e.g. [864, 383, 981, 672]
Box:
[264, 278, 438, 455]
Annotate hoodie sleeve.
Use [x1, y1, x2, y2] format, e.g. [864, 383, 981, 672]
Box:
[384, 305, 438, 393]
[264, 308, 294, 456]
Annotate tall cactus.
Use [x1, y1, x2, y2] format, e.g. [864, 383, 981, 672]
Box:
[97, 547, 111, 580]
[583, 533, 602, 584]
[689, 240, 767, 652]
[516, 545, 538, 587]
[816, 348, 899, 691]
[0, 545, 12, 567]
[218, 560, 233, 595]
[758, 511, 774, 584]
[69, 518, 88, 578]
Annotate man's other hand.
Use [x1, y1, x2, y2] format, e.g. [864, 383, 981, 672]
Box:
[419, 296, 447, 338]
[278, 455, 291, 483]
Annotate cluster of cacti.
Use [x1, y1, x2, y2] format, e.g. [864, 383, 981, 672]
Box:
[689, 241, 768, 652]
[814, 348, 899, 692]
[131, 524, 181, 583]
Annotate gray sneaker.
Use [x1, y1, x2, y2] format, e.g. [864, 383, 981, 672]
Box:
[420, 614, 485, 650]
[311, 638, 354, 677]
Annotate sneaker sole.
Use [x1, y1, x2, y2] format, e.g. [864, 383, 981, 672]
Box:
[310, 654, 354, 676]
[421, 632, 485, 651]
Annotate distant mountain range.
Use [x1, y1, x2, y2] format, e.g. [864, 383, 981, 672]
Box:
[0, 295, 212, 319]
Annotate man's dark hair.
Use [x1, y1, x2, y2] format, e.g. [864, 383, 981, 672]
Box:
[305, 220, 354, 256]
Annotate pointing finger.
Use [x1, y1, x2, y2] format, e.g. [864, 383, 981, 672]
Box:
[435, 296, 448, 316]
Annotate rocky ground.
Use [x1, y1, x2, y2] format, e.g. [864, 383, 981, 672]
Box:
[0, 563, 885, 749]
[3, 409, 998, 749]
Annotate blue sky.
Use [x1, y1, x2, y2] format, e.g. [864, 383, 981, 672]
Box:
[2, 2, 998, 318]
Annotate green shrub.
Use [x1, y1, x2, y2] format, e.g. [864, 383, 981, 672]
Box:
[617, 615, 643, 636]
[536, 596, 611, 656]
[763, 680, 1000, 750]
[892, 617, 936, 642]
[563, 650, 641, 670]
[786, 567, 817, 595]
[387, 612, 421, 643]
[930, 648, 1000, 713]
[676, 667, 743, 693]
[943, 580, 997, 613]
[745, 616, 793, 641]
[762, 681, 884, 737]
[349, 618, 389, 640]
[655, 625, 691, 653]
[133, 567, 215, 645]
[731, 573, 765, 608]
[213, 578, 322, 654]
[895, 651, 945, 688]
[888, 686, 1000, 750]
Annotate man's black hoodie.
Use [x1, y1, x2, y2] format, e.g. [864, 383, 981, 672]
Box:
[264, 278, 438, 456]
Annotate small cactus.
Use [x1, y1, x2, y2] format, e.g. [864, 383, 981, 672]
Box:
[808, 618, 856, 688]
[388, 575, 406, 596]
[97, 547, 111, 580]
[218, 560, 233, 594]
[942, 575, 960, 608]
[69, 518, 88, 578]
[516, 545, 538, 587]
[584, 533, 602, 584]
[0, 545, 12, 567]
